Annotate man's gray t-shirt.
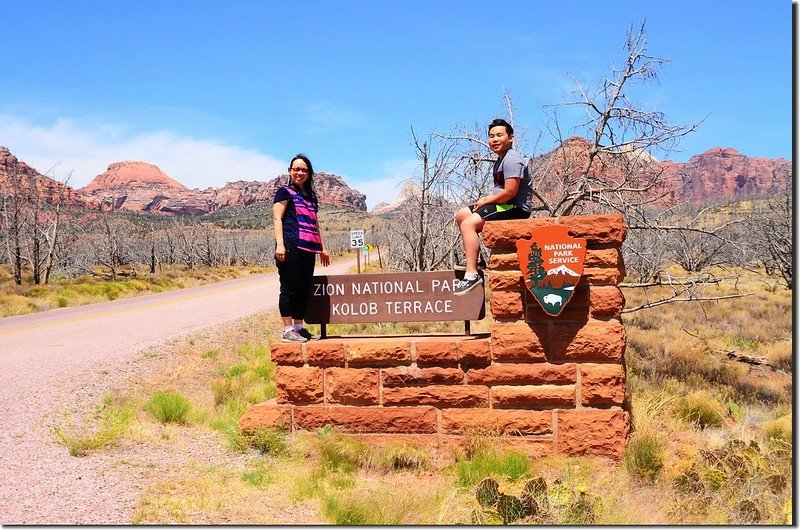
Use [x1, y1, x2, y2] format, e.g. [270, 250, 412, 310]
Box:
[492, 148, 533, 213]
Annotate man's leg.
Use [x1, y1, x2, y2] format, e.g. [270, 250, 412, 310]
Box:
[459, 212, 485, 275]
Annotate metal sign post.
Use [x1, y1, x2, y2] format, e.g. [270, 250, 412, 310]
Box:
[349, 229, 365, 274]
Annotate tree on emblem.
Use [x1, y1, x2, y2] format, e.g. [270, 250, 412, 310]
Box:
[527, 242, 546, 288]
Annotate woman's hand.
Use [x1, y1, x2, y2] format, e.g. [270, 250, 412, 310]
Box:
[275, 243, 286, 262]
[320, 249, 331, 267]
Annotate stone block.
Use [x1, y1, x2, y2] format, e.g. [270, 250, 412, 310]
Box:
[276, 366, 323, 404]
[307, 341, 346, 366]
[415, 339, 459, 365]
[345, 340, 411, 365]
[580, 266, 625, 286]
[270, 343, 304, 366]
[381, 365, 464, 387]
[325, 367, 380, 405]
[556, 408, 630, 459]
[237, 400, 293, 432]
[440, 408, 553, 435]
[483, 218, 552, 249]
[457, 338, 492, 366]
[488, 252, 519, 271]
[584, 247, 622, 268]
[550, 319, 626, 362]
[487, 271, 524, 291]
[466, 363, 576, 386]
[482, 214, 626, 249]
[559, 214, 627, 245]
[491, 385, 576, 408]
[490, 290, 525, 320]
[491, 321, 548, 361]
[293, 405, 438, 433]
[580, 363, 626, 406]
[383, 385, 489, 407]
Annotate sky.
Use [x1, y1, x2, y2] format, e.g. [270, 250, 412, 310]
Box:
[1, 1, 793, 210]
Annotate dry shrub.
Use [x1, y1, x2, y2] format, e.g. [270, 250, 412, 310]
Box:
[673, 391, 727, 428]
[761, 414, 791, 445]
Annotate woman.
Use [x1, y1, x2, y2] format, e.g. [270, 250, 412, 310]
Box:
[273, 153, 330, 342]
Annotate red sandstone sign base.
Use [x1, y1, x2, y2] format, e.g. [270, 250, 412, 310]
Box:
[239, 214, 630, 460]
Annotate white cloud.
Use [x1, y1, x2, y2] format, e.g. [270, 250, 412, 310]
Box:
[0, 115, 285, 189]
[345, 158, 418, 211]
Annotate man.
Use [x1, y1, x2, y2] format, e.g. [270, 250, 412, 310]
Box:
[453, 118, 533, 295]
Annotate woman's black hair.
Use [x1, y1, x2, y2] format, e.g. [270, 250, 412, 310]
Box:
[488, 118, 514, 136]
[288, 153, 316, 199]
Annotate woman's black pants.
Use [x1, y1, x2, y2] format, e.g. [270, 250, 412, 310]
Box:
[276, 247, 316, 320]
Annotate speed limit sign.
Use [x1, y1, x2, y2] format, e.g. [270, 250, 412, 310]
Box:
[349, 229, 365, 249]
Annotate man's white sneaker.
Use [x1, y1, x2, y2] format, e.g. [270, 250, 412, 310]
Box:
[453, 275, 484, 296]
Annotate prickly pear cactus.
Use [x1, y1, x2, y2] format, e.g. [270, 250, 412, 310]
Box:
[476, 478, 500, 507]
[496, 493, 525, 524]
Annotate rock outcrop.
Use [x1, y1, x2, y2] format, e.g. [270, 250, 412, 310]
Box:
[659, 147, 791, 203]
[0, 147, 86, 207]
[371, 137, 791, 216]
[371, 181, 422, 216]
[77, 162, 367, 215]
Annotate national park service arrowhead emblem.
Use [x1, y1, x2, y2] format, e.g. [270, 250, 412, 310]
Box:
[515, 225, 586, 316]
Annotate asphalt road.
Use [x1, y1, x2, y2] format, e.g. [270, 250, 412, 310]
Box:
[0, 258, 356, 384]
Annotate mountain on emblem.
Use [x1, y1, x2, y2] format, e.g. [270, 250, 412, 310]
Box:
[515, 225, 587, 316]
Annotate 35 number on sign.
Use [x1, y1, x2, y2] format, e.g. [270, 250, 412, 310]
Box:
[349, 230, 365, 249]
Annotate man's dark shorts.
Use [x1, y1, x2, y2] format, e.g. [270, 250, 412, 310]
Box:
[470, 203, 531, 221]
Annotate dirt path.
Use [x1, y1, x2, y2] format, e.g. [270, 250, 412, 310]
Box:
[0, 260, 354, 524]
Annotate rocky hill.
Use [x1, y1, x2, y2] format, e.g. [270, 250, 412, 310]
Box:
[76, 162, 367, 215]
[374, 138, 791, 216]
[659, 147, 791, 202]
[0, 147, 86, 206]
[0, 143, 789, 218]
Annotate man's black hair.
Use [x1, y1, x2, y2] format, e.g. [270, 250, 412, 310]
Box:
[488, 118, 514, 136]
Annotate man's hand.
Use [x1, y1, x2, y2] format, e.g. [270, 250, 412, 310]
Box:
[320, 250, 331, 266]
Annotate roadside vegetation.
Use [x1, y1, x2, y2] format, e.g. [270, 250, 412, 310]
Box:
[0, 264, 270, 317]
[46, 258, 791, 524]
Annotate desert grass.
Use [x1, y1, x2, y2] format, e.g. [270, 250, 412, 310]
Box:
[53, 394, 135, 456]
[0, 264, 273, 317]
[146, 391, 192, 424]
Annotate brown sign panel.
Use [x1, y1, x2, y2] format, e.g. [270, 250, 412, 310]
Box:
[304, 271, 485, 324]
[516, 225, 586, 317]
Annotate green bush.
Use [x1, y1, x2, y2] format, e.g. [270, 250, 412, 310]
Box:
[454, 449, 531, 487]
[624, 430, 665, 482]
[146, 391, 191, 424]
[247, 427, 287, 455]
[365, 443, 431, 471]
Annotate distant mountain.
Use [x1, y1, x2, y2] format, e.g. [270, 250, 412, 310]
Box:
[373, 138, 791, 216]
[0, 142, 790, 217]
[76, 161, 367, 215]
[371, 180, 423, 216]
[0, 146, 86, 207]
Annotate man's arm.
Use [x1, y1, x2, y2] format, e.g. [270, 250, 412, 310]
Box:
[474, 177, 520, 209]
